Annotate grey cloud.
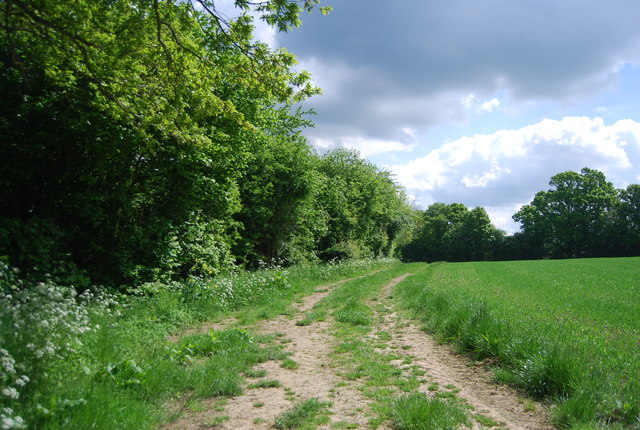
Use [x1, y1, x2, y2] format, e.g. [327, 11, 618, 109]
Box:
[280, 0, 640, 140]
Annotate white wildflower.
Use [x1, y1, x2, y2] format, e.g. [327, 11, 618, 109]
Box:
[14, 375, 29, 387]
[1, 387, 19, 400]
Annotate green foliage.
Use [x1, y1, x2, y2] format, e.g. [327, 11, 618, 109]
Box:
[513, 168, 626, 259]
[235, 145, 416, 267]
[0, 0, 325, 286]
[314, 148, 415, 261]
[274, 398, 330, 429]
[234, 128, 320, 266]
[615, 184, 640, 255]
[391, 392, 468, 430]
[401, 203, 505, 262]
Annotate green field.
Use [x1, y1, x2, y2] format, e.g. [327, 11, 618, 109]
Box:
[396, 257, 640, 428]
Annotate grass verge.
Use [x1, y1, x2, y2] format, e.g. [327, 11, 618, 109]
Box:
[0, 258, 399, 429]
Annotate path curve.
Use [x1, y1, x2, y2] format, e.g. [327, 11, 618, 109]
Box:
[163, 274, 555, 429]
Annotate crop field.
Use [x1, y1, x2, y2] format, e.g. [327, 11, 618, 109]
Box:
[396, 257, 640, 428]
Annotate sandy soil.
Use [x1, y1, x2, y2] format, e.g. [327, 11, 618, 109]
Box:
[163, 275, 554, 430]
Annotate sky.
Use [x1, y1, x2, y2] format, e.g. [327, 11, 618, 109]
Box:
[228, 0, 640, 233]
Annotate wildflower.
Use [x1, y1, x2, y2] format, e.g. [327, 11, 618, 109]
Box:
[1, 387, 19, 400]
[1, 413, 26, 430]
[14, 376, 29, 387]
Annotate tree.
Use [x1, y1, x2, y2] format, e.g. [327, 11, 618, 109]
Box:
[513, 168, 618, 258]
[444, 207, 504, 261]
[401, 203, 504, 262]
[233, 119, 319, 266]
[313, 148, 414, 260]
[0, 0, 325, 285]
[401, 203, 466, 262]
[616, 184, 640, 255]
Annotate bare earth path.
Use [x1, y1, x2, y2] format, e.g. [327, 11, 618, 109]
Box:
[164, 275, 554, 429]
[371, 277, 554, 430]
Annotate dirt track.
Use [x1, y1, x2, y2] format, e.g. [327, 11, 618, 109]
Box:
[164, 275, 554, 429]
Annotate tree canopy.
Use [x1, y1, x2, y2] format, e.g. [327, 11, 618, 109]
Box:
[0, 0, 417, 286]
[401, 203, 505, 263]
[513, 168, 620, 258]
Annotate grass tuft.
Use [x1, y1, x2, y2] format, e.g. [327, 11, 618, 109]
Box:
[274, 398, 329, 429]
[391, 392, 468, 430]
[247, 379, 281, 389]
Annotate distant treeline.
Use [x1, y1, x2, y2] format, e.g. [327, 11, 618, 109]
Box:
[401, 168, 640, 262]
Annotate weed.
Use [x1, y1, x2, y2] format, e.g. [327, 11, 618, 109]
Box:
[296, 310, 326, 326]
[377, 331, 392, 341]
[204, 415, 229, 427]
[392, 392, 468, 430]
[435, 391, 458, 400]
[281, 358, 300, 370]
[248, 379, 281, 389]
[334, 304, 372, 326]
[213, 399, 227, 412]
[474, 413, 501, 427]
[244, 369, 268, 378]
[332, 421, 360, 429]
[186, 399, 206, 412]
[274, 398, 330, 429]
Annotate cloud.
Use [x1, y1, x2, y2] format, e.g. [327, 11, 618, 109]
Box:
[278, 0, 640, 141]
[342, 137, 415, 157]
[312, 135, 415, 157]
[390, 117, 640, 232]
[480, 98, 501, 113]
[462, 94, 501, 113]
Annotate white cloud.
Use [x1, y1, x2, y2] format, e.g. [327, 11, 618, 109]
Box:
[462, 94, 477, 109]
[391, 117, 640, 232]
[462, 94, 502, 113]
[485, 205, 525, 233]
[311, 136, 416, 157]
[462, 168, 504, 188]
[480, 98, 501, 112]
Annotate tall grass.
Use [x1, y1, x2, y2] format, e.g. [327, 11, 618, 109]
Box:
[0, 258, 399, 429]
[395, 258, 640, 428]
